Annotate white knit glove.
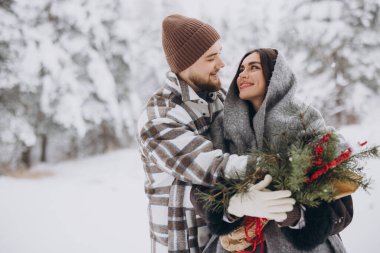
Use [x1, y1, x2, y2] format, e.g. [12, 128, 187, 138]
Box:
[227, 175, 295, 222]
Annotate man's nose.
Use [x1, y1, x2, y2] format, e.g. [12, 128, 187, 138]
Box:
[216, 56, 225, 69]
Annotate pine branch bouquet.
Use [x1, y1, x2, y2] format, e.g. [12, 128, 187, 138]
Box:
[197, 130, 379, 252]
[199, 131, 379, 214]
[251, 131, 377, 207]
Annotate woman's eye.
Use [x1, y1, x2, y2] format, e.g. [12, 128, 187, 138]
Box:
[251, 65, 259, 70]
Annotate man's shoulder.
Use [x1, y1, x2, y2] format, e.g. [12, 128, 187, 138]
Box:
[139, 82, 188, 124]
[146, 74, 183, 104]
[145, 84, 182, 110]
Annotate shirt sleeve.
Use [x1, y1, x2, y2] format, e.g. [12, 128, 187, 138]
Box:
[138, 115, 247, 187]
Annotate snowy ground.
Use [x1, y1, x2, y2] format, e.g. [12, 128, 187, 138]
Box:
[1, 122, 380, 252]
[0, 149, 150, 253]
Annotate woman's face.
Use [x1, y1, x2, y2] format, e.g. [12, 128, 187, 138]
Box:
[236, 52, 267, 109]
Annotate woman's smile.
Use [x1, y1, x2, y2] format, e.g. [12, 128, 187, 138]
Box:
[239, 82, 255, 90]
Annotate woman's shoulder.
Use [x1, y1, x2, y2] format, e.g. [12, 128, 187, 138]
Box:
[268, 98, 324, 122]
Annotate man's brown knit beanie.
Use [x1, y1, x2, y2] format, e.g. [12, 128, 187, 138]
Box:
[162, 14, 220, 73]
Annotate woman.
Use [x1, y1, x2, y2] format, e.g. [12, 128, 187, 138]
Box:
[191, 48, 353, 253]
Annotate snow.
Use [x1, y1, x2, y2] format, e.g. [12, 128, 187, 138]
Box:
[0, 148, 150, 253]
[1, 113, 380, 252]
[0, 112, 37, 150]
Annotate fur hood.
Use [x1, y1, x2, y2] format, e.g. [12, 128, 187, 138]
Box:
[211, 51, 326, 156]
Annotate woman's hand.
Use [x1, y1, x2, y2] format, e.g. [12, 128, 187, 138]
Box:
[227, 175, 296, 222]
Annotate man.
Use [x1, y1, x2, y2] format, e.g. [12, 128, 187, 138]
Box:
[137, 14, 294, 253]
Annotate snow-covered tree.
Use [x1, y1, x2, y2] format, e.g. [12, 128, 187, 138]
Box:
[279, 0, 380, 126]
[211, 0, 278, 84]
[122, 0, 183, 103]
[0, 0, 140, 169]
[2, 0, 378, 170]
[0, 1, 38, 169]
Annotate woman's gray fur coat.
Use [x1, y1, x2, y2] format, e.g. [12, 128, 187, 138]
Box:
[195, 52, 352, 253]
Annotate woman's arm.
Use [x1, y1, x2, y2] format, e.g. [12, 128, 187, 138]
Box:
[329, 195, 353, 235]
[280, 195, 353, 250]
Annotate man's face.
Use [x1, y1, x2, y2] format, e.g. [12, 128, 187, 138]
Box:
[180, 40, 225, 92]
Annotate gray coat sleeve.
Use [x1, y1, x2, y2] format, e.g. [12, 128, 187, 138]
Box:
[281, 195, 353, 250]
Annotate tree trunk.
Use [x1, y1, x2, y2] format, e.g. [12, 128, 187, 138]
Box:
[21, 146, 31, 168]
[40, 134, 47, 162]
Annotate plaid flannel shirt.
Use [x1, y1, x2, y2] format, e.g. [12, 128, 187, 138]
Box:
[137, 72, 247, 253]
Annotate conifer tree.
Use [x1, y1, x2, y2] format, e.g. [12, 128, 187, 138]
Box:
[279, 0, 380, 125]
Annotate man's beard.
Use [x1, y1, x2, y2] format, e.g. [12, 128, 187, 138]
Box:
[188, 72, 222, 92]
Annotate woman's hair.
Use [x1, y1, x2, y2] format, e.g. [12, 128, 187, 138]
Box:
[231, 48, 278, 90]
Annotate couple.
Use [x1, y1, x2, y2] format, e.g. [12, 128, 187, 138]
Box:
[137, 14, 352, 253]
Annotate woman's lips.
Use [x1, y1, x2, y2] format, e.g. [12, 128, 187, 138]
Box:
[239, 82, 254, 90]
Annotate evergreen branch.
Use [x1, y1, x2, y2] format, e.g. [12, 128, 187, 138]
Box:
[350, 146, 380, 160]
[199, 126, 379, 212]
[286, 144, 311, 192]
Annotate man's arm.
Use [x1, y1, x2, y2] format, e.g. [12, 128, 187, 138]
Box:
[138, 115, 247, 187]
[190, 185, 245, 235]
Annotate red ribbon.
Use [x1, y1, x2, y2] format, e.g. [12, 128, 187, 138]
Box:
[306, 148, 352, 184]
[305, 132, 353, 184]
[238, 217, 266, 253]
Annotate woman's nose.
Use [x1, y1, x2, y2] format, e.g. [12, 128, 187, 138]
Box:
[238, 70, 247, 79]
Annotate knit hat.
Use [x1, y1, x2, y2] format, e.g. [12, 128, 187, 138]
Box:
[162, 14, 220, 73]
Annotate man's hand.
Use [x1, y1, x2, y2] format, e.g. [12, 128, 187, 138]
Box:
[227, 175, 295, 222]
